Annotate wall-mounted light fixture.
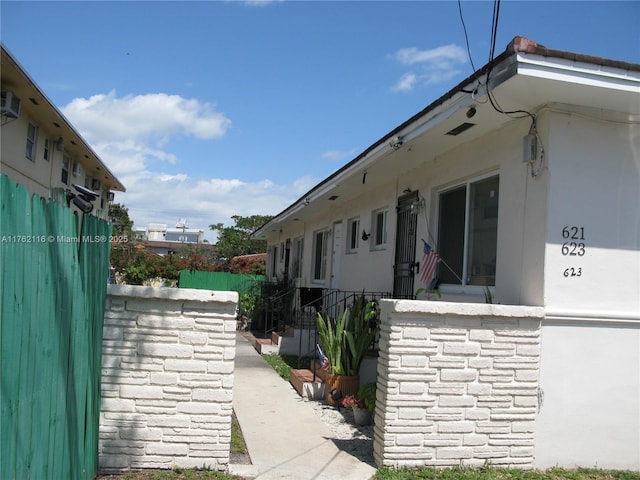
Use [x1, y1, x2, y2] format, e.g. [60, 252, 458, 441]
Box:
[361, 230, 370, 241]
[466, 105, 477, 118]
[410, 198, 424, 214]
[389, 135, 403, 149]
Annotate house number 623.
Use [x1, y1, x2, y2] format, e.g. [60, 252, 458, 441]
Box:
[561, 226, 586, 256]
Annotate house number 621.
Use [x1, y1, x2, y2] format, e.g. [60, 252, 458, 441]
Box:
[561, 226, 586, 256]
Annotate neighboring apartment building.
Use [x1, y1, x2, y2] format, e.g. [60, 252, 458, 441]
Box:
[1, 44, 125, 218]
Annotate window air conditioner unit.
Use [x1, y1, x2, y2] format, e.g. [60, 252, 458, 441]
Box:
[72, 161, 82, 176]
[91, 178, 101, 190]
[1, 91, 21, 119]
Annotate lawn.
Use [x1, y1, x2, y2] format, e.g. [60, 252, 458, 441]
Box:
[97, 467, 240, 479]
[374, 466, 640, 480]
[98, 465, 640, 480]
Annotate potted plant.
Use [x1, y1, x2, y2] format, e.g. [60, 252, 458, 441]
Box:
[341, 391, 374, 426]
[317, 296, 378, 406]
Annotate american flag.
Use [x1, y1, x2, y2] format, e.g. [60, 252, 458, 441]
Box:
[316, 344, 329, 371]
[420, 240, 440, 285]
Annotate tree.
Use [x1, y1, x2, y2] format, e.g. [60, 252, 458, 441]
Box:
[108, 203, 134, 236]
[210, 214, 272, 261]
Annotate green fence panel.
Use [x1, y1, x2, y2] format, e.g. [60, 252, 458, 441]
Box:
[179, 270, 265, 294]
[0, 175, 110, 479]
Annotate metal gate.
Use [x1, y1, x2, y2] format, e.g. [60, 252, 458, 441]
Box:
[393, 191, 419, 298]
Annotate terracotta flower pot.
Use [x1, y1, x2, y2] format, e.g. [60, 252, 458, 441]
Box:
[325, 374, 359, 406]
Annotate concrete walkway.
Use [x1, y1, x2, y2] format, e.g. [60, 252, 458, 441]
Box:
[229, 333, 377, 480]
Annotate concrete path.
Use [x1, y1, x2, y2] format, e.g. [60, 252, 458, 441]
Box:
[229, 333, 377, 480]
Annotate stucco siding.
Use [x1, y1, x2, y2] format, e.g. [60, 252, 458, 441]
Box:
[534, 321, 640, 470]
[544, 110, 640, 316]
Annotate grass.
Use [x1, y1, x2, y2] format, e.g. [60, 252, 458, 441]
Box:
[262, 353, 311, 381]
[373, 466, 640, 480]
[98, 466, 241, 479]
[230, 411, 247, 455]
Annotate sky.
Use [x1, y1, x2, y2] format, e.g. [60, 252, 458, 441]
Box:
[2, 1, 639, 242]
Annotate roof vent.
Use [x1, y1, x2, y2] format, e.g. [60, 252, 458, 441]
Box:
[446, 122, 475, 136]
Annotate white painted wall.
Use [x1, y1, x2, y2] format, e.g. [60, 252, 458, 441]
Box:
[535, 322, 640, 470]
[543, 110, 640, 317]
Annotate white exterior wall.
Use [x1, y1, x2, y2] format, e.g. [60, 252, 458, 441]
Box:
[1, 112, 69, 198]
[407, 116, 547, 305]
[543, 110, 640, 316]
[534, 322, 640, 470]
[271, 114, 547, 305]
[533, 110, 640, 469]
[99, 285, 238, 472]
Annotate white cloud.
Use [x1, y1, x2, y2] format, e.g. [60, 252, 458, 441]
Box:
[113, 171, 309, 243]
[390, 44, 467, 92]
[392, 45, 466, 66]
[62, 91, 309, 243]
[392, 72, 418, 93]
[62, 90, 231, 144]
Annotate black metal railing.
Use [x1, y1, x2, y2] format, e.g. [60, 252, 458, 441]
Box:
[256, 285, 416, 373]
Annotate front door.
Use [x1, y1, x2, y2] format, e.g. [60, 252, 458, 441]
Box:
[393, 191, 419, 298]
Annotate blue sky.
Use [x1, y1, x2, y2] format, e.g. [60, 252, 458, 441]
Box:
[2, 1, 638, 242]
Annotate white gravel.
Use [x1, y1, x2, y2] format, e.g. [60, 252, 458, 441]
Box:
[305, 398, 375, 466]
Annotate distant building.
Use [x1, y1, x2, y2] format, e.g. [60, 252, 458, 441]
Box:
[0, 44, 125, 219]
[137, 222, 207, 256]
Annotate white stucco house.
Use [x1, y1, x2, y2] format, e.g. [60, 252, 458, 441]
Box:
[253, 37, 639, 469]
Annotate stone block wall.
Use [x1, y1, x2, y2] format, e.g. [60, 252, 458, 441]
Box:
[99, 285, 238, 472]
[374, 300, 544, 468]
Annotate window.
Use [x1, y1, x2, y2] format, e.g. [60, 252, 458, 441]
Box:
[313, 229, 329, 281]
[437, 175, 499, 286]
[373, 209, 388, 248]
[61, 155, 70, 185]
[347, 217, 359, 252]
[26, 123, 37, 161]
[43, 138, 50, 161]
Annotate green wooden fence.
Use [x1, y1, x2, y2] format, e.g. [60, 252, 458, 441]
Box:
[1, 175, 111, 479]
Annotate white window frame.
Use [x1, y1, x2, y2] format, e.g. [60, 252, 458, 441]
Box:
[347, 217, 360, 253]
[43, 138, 50, 162]
[61, 155, 71, 185]
[437, 172, 499, 287]
[372, 208, 388, 250]
[26, 123, 37, 161]
[312, 229, 329, 283]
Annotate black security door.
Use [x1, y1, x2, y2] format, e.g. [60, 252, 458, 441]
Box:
[393, 191, 419, 298]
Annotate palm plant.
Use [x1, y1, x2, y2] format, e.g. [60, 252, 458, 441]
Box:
[317, 296, 378, 377]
